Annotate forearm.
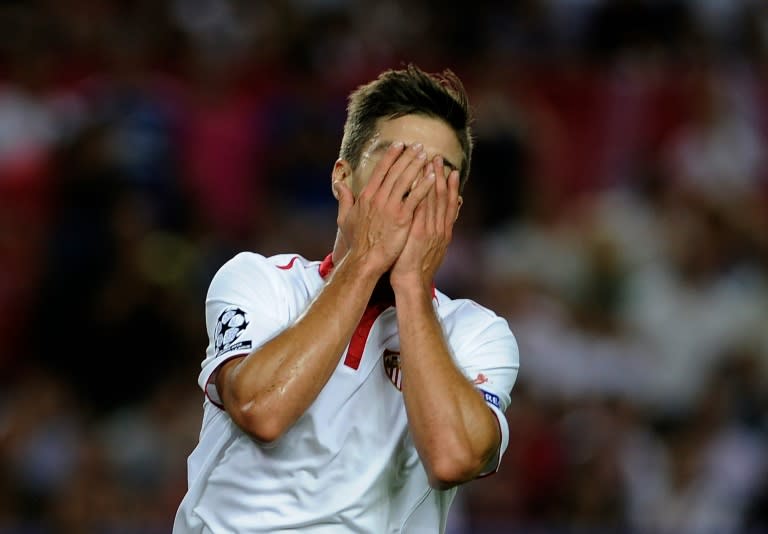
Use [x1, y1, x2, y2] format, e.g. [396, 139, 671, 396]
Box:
[395, 284, 499, 489]
[219, 252, 380, 442]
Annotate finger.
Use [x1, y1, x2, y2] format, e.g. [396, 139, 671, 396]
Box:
[434, 156, 448, 234]
[403, 168, 435, 212]
[334, 180, 355, 226]
[402, 161, 433, 200]
[425, 174, 437, 235]
[412, 190, 429, 234]
[445, 170, 460, 235]
[384, 143, 427, 202]
[360, 141, 405, 199]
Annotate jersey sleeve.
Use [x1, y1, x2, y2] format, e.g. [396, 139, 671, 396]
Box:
[451, 302, 519, 477]
[198, 253, 289, 407]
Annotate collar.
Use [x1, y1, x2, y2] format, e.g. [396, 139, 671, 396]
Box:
[318, 253, 335, 279]
[318, 253, 437, 302]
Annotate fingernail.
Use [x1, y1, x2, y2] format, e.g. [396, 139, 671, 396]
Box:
[427, 172, 436, 181]
[435, 155, 443, 166]
[418, 151, 427, 160]
[393, 141, 404, 149]
[412, 143, 423, 152]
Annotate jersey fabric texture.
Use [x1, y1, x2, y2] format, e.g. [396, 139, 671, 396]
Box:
[173, 252, 519, 534]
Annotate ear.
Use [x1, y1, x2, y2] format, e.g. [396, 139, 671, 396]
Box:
[332, 159, 353, 199]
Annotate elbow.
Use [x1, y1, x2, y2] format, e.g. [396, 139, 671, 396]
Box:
[215, 359, 287, 442]
[230, 401, 289, 444]
[220, 368, 292, 443]
[423, 432, 499, 490]
[424, 449, 483, 490]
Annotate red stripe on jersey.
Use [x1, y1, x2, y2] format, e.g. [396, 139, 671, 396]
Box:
[277, 256, 300, 270]
[319, 251, 435, 370]
[344, 302, 389, 370]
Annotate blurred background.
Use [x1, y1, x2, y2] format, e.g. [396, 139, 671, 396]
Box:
[1, 0, 768, 532]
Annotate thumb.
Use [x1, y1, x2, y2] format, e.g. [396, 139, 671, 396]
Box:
[334, 180, 354, 223]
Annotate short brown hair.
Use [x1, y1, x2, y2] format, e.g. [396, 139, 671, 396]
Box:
[339, 64, 473, 190]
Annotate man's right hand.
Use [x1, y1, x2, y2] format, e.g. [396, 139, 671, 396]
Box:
[333, 142, 435, 276]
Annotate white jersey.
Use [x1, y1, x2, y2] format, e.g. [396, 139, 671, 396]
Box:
[174, 252, 519, 534]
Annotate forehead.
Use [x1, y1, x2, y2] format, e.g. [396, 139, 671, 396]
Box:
[367, 114, 463, 168]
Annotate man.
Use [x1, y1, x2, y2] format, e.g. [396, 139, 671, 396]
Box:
[174, 65, 519, 533]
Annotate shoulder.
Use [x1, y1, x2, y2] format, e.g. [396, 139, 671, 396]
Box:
[211, 252, 316, 283]
[436, 292, 519, 361]
[208, 252, 274, 294]
[267, 253, 321, 274]
[436, 291, 510, 330]
[207, 252, 321, 301]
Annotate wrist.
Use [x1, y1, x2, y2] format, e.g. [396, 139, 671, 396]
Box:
[337, 249, 387, 285]
[391, 274, 432, 299]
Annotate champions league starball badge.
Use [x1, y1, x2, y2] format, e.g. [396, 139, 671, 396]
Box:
[214, 307, 252, 356]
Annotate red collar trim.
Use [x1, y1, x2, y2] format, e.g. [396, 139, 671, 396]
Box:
[319, 253, 334, 279]
[318, 253, 437, 299]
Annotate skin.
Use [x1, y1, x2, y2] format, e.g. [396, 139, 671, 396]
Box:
[216, 114, 500, 489]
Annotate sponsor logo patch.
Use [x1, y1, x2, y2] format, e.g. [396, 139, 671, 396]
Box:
[214, 307, 252, 356]
[479, 388, 500, 408]
[383, 350, 402, 391]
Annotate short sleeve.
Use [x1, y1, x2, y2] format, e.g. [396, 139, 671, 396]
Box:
[198, 253, 289, 407]
[450, 302, 519, 476]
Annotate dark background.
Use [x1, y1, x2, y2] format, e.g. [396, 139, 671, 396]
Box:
[1, 0, 767, 532]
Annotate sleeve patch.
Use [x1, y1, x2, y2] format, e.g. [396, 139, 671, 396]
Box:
[479, 388, 500, 409]
[214, 306, 252, 357]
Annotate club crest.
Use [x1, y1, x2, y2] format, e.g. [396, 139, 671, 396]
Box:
[383, 350, 402, 391]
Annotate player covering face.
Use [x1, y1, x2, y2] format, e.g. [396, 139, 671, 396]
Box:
[330, 114, 464, 296]
[173, 65, 518, 534]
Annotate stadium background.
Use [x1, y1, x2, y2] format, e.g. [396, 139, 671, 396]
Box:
[1, 0, 767, 532]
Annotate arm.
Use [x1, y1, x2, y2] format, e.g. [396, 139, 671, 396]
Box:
[216, 253, 379, 442]
[216, 142, 434, 442]
[391, 157, 499, 489]
[395, 287, 501, 489]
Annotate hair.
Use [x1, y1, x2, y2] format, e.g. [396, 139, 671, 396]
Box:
[339, 64, 473, 190]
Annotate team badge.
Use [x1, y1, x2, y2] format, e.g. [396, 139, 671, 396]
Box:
[383, 350, 402, 391]
[214, 306, 252, 357]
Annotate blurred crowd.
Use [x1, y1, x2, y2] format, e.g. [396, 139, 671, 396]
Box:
[1, 0, 768, 532]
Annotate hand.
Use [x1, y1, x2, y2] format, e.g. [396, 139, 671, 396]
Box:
[390, 156, 461, 292]
[334, 142, 435, 276]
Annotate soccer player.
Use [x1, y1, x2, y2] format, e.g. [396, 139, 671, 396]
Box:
[173, 65, 519, 533]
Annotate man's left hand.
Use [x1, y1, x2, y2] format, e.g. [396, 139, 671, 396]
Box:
[390, 156, 461, 293]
